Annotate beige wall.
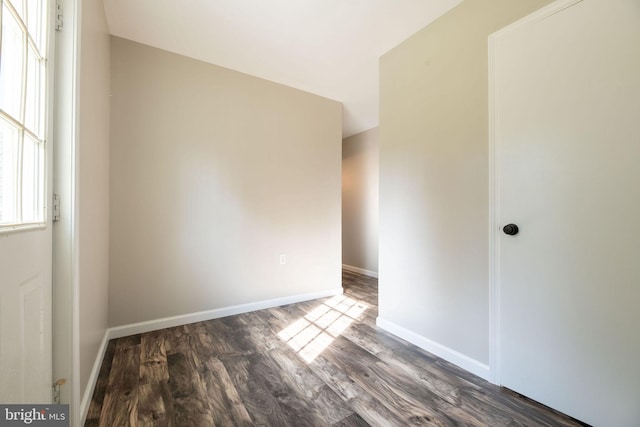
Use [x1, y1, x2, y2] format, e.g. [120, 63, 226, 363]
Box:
[78, 0, 111, 402]
[378, 0, 552, 366]
[342, 128, 379, 274]
[109, 37, 342, 326]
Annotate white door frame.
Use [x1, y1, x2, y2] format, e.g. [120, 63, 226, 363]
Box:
[52, 0, 81, 422]
[487, 0, 584, 385]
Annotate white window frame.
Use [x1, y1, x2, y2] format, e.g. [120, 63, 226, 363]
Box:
[0, 0, 51, 234]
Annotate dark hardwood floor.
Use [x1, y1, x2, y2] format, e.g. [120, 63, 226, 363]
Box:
[85, 270, 587, 426]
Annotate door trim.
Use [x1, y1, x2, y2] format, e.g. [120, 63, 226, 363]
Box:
[487, 0, 584, 385]
[52, 0, 82, 420]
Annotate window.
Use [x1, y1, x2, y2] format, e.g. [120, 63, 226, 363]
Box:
[0, 0, 48, 229]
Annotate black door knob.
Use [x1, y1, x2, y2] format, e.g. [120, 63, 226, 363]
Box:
[503, 224, 519, 236]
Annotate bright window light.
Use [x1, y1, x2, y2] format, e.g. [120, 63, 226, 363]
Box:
[0, 0, 49, 229]
[278, 295, 368, 364]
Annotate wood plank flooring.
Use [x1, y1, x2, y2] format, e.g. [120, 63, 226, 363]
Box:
[85, 270, 588, 426]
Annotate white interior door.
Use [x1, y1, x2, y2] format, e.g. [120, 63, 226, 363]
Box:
[493, 1, 640, 426]
[0, 0, 53, 404]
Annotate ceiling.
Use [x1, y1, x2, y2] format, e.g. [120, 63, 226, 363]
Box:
[103, 0, 462, 138]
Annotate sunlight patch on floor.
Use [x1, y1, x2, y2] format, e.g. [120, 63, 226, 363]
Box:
[277, 294, 367, 363]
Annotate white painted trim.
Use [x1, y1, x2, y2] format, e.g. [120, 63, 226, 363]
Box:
[79, 331, 109, 422]
[487, 0, 585, 386]
[108, 287, 343, 339]
[70, 0, 82, 424]
[342, 264, 378, 279]
[488, 12, 501, 387]
[376, 317, 490, 382]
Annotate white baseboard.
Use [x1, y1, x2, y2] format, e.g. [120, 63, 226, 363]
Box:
[108, 287, 343, 339]
[80, 331, 110, 425]
[342, 264, 378, 278]
[80, 286, 344, 422]
[376, 317, 490, 382]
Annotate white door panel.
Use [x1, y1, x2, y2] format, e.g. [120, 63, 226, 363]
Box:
[494, 1, 640, 426]
[0, 229, 52, 403]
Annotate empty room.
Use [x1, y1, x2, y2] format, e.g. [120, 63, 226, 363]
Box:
[0, 0, 638, 426]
